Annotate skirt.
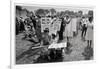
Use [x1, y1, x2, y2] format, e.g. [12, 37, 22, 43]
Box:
[85, 28, 93, 40]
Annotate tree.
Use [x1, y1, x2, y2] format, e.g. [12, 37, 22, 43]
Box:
[23, 8, 30, 14]
[50, 8, 56, 16]
[60, 11, 65, 17]
[26, 11, 34, 17]
[88, 10, 93, 16]
[16, 6, 22, 11]
[16, 6, 23, 16]
[35, 9, 45, 16]
[44, 9, 50, 14]
[65, 10, 69, 14]
[56, 12, 60, 17]
[68, 11, 74, 15]
[78, 10, 83, 16]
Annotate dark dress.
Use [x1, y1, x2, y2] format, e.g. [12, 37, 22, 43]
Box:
[30, 17, 36, 29]
[59, 18, 65, 40]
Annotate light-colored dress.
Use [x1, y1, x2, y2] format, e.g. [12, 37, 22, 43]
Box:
[64, 18, 73, 37]
[85, 22, 93, 40]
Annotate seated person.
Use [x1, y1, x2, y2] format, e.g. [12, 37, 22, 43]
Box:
[41, 28, 51, 46]
[50, 31, 59, 44]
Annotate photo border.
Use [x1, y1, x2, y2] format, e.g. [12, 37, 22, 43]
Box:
[10, 1, 95, 69]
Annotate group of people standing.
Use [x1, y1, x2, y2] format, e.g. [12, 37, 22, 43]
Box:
[81, 16, 93, 47]
[58, 13, 93, 48]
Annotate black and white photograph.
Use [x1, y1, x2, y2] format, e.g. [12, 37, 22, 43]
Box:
[15, 4, 94, 64]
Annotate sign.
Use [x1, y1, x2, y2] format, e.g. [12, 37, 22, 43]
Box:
[41, 17, 51, 32]
[53, 19, 62, 31]
[41, 17, 62, 35]
[48, 42, 67, 49]
[50, 18, 62, 35]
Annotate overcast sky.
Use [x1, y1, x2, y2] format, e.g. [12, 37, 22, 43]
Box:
[21, 5, 93, 14]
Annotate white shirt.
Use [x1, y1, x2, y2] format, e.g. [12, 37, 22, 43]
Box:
[81, 18, 89, 26]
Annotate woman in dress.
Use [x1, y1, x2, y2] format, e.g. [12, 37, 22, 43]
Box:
[64, 15, 73, 43]
[85, 16, 93, 47]
[64, 15, 73, 52]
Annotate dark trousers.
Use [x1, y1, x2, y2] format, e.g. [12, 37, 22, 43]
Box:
[81, 26, 87, 38]
[59, 31, 63, 40]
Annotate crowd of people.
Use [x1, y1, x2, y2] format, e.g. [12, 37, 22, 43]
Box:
[16, 10, 93, 62]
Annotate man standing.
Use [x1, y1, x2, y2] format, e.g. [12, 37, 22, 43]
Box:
[58, 17, 65, 42]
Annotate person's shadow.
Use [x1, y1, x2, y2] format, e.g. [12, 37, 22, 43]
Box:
[82, 46, 93, 60]
[65, 42, 72, 54]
